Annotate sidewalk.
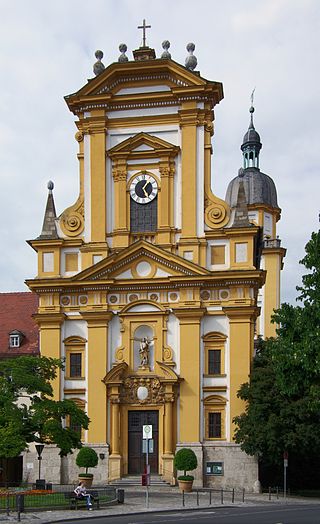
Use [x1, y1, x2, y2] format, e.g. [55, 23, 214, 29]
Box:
[1, 487, 320, 523]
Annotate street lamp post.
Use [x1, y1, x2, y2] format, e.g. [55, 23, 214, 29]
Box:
[35, 444, 45, 488]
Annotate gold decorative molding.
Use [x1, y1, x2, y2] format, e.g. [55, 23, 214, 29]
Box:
[204, 195, 230, 229]
[60, 196, 85, 238]
[121, 376, 165, 405]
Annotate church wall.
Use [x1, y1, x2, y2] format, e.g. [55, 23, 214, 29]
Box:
[22, 444, 109, 485]
[203, 443, 258, 491]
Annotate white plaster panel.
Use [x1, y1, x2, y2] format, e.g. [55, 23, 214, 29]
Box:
[60, 248, 80, 277]
[116, 85, 171, 95]
[174, 153, 182, 229]
[106, 134, 114, 234]
[133, 144, 154, 151]
[155, 268, 172, 277]
[202, 315, 228, 336]
[108, 315, 121, 371]
[84, 134, 91, 242]
[197, 125, 205, 237]
[108, 126, 179, 148]
[107, 106, 181, 119]
[127, 158, 160, 165]
[93, 255, 103, 265]
[207, 239, 230, 270]
[127, 304, 161, 312]
[263, 212, 272, 237]
[115, 268, 132, 279]
[42, 252, 54, 273]
[167, 314, 180, 374]
[64, 320, 87, 340]
[235, 242, 247, 263]
[64, 379, 86, 389]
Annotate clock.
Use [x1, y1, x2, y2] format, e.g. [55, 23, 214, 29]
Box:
[130, 173, 158, 204]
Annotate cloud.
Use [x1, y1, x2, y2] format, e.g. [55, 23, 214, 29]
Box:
[0, 0, 319, 306]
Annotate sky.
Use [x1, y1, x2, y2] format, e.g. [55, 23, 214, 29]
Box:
[0, 0, 319, 304]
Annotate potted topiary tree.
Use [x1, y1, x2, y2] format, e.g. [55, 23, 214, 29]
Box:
[174, 448, 198, 492]
[76, 447, 98, 487]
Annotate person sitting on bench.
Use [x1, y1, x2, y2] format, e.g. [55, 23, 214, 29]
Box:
[74, 481, 93, 510]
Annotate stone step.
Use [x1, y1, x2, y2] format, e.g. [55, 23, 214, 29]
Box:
[110, 474, 171, 487]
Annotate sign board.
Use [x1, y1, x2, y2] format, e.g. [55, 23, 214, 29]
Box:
[143, 424, 152, 439]
[284, 459, 288, 468]
[142, 439, 154, 453]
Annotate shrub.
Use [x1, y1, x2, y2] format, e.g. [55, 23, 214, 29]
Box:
[76, 447, 98, 475]
[174, 448, 197, 481]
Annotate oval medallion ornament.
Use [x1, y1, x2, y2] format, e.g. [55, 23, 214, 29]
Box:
[137, 386, 148, 401]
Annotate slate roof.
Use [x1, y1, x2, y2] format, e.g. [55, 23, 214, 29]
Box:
[0, 292, 39, 359]
[225, 167, 279, 209]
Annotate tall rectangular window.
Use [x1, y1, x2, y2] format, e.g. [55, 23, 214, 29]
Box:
[208, 412, 222, 438]
[208, 350, 221, 375]
[70, 353, 82, 378]
[65, 253, 78, 272]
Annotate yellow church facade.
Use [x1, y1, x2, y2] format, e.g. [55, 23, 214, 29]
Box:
[25, 39, 285, 488]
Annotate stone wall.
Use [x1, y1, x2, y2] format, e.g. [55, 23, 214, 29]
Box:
[22, 443, 109, 485]
[203, 442, 258, 491]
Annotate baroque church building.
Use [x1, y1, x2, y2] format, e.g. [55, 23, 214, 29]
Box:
[24, 33, 285, 488]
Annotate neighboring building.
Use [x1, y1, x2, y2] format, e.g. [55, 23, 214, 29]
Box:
[25, 35, 285, 488]
[0, 292, 39, 359]
[0, 292, 38, 484]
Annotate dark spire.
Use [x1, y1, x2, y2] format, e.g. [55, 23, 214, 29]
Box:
[241, 96, 262, 169]
[232, 177, 251, 228]
[37, 181, 58, 239]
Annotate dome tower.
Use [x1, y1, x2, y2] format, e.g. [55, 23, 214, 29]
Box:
[225, 103, 286, 339]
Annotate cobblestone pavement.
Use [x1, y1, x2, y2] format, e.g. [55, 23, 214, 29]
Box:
[1, 488, 319, 523]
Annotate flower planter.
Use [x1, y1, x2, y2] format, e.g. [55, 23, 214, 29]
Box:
[78, 474, 93, 488]
[178, 479, 193, 492]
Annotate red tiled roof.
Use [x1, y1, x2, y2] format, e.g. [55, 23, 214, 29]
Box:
[0, 292, 39, 358]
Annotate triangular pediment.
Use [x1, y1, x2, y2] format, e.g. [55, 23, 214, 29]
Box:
[74, 240, 210, 283]
[108, 132, 179, 159]
[65, 59, 223, 114]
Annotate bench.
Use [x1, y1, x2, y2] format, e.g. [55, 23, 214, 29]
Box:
[64, 490, 100, 510]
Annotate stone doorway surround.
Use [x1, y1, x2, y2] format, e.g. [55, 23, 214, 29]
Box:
[103, 362, 180, 483]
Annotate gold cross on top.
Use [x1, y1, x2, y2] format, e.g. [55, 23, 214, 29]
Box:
[138, 19, 151, 47]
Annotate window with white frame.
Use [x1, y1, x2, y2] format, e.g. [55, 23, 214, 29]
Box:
[9, 331, 23, 348]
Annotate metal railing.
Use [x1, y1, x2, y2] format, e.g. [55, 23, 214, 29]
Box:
[263, 238, 281, 249]
[0, 486, 118, 520]
[181, 488, 245, 507]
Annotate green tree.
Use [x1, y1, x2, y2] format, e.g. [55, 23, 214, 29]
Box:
[76, 447, 98, 475]
[0, 356, 89, 457]
[234, 231, 320, 467]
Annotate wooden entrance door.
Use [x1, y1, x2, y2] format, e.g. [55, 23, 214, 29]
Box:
[128, 411, 159, 474]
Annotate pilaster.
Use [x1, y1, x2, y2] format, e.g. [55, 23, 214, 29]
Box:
[81, 312, 113, 442]
[174, 308, 205, 442]
[223, 306, 258, 439]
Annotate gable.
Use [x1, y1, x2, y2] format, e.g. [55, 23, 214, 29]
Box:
[65, 59, 223, 115]
[108, 132, 179, 159]
[74, 241, 210, 283]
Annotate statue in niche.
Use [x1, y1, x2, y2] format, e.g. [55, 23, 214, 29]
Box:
[135, 336, 154, 367]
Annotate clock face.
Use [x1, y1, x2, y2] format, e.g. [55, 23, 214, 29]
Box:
[130, 173, 158, 204]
